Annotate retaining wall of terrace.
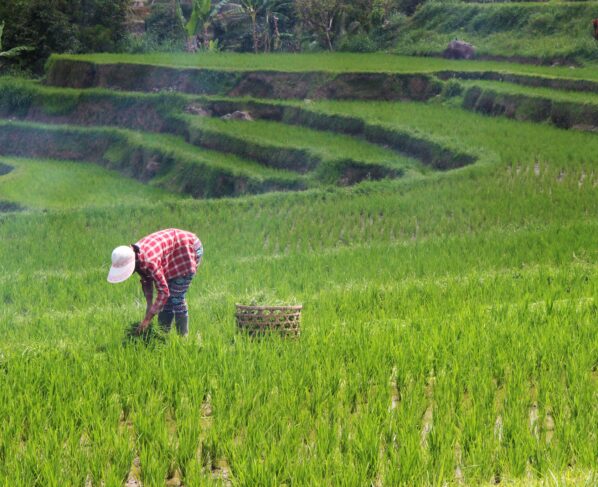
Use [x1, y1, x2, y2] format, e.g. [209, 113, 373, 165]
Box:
[0, 81, 477, 172]
[437, 71, 598, 94]
[462, 86, 598, 130]
[46, 59, 443, 101]
[201, 100, 476, 170]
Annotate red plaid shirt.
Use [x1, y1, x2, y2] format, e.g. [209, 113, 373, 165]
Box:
[135, 229, 202, 315]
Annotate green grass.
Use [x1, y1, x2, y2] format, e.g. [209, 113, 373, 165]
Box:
[0, 120, 305, 197]
[51, 52, 598, 80]
[1, 163, 596, 485]
[0, 157, 183, 209]
[1, 103, 597, 484]
[460, 79, 598, 105]
[131, 131, 301, 182]
[301, 98, 598, 170]
[1, 54, 598, 485]
[396, 1, 598, 62]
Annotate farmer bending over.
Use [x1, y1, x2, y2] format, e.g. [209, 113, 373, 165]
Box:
[107, 228, 203, 336]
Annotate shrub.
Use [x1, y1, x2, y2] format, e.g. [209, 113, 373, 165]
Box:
[550, 103, 573, 129]
[475, 91, 497, 116]
[397, 0, 426, 16]
[527, 12, 556, 35]
[145, 2, 187, 49]
[462, 86, 482, 110]
[441, 80, 463, 98]
[338, 33, 378, 53]
[0, 78, 34, 116]
[515, 98, 551, 123]
[79, 25, 119, 53]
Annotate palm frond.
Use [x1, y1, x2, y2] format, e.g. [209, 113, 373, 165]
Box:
[0, 46, 34, 58]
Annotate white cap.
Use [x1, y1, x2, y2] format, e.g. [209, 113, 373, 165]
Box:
[107, 246, 136, 283]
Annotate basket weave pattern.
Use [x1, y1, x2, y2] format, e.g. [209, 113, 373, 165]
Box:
[235, 305, 302, 337]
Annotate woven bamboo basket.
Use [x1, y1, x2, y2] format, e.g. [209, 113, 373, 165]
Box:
[235, 304, 302, 337]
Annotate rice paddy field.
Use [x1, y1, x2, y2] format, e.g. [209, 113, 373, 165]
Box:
[0, 51, 597, 486]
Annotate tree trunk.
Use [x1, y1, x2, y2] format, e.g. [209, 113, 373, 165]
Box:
[325, 31, 333, 51]
[203, 23, 210, 49]
[263, 12, 270, 53]
[251, 12, 258, 54]
[325, 16, 334, 51]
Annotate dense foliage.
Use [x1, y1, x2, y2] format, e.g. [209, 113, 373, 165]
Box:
[4, 0, 596, 72]
[0, 0, 426, 72]
[0, 0, 130, 73]
[4, 0, 598, 73]
[396, 1, 598, 62]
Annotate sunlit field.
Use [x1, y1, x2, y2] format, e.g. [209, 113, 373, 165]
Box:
[0, 50, 597, 485]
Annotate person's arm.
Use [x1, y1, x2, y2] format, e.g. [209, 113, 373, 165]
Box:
[136, 269, 170, 334]
[140, 275, 153, 315]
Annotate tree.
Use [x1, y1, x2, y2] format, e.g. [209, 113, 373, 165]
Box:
[229, 0, 262, 53]
[186, 0, 214, 49]
[260, 0, 291, 52]
[0, 0, 129, 73]
[342, 0, 397, 34]
[295, 0, 344, 51]
[146, 1, 187, 48]
[218, 0, 289, 53]
[0, 21, 33, 68]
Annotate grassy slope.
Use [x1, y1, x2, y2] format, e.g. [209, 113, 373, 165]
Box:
[0, 157, 183, 209]
[396, 1, 598, 62]
[304, 98, 598, 169]
[183, 115, 421, 174]
[131, 131, 300, 181]
[459, 79, 598, 104]
[0, 120, 303, 184]
[51, 52, 598, 80]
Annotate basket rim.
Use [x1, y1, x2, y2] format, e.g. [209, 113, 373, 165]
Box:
[235, 304, 303, 311]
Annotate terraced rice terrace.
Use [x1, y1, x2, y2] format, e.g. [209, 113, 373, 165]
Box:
[0, 51, 597, 485]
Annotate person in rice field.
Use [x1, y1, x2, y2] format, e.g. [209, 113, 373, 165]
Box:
[107, 228, 203, 336]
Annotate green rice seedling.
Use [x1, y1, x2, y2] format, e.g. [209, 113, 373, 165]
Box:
[1, 52, 598, 485]
[0, 157, 183, 210]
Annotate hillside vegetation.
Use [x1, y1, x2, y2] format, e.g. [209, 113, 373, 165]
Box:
[397, 1, 598, 63]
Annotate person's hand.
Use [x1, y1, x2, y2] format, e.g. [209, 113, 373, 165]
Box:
[135, 319, 150, 335]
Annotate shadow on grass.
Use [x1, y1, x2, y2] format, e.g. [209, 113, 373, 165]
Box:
[0, 163, 14, 176]
[0, 200, 25, 213]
